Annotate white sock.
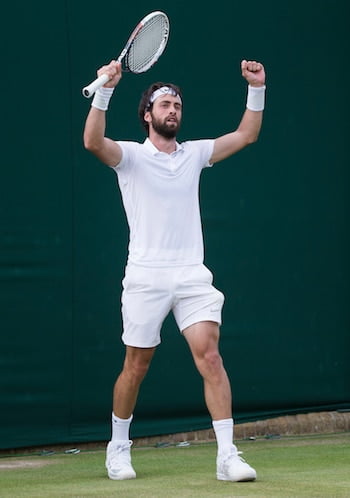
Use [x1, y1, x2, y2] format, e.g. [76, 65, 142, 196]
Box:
[212, 418, 234, 457]
[111, 413, 133, 442]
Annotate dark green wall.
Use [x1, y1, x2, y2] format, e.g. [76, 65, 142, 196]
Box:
[0, 0, 349, 449]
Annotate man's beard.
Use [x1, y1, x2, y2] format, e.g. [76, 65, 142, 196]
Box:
[150, 113, 180, 139]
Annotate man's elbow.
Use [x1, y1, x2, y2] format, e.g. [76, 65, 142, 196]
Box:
[245, 131, 260, 146]
[249, 132, 259, 144]
[83, 133, 102, 154]
[238, 124, 261, 147]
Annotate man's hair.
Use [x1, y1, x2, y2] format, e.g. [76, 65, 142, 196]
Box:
[138, 82, 182, 133]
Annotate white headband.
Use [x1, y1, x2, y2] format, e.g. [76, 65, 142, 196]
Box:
[148, 86, 182, 106]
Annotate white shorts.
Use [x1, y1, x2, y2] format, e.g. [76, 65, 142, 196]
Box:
[121, 264, 225, 347]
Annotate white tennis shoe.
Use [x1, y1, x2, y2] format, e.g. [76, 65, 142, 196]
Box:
[216, 445, 257, 482]
[105, 440, 136, 480]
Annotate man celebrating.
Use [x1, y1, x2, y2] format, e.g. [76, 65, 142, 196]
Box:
[84, 59, 266, 482]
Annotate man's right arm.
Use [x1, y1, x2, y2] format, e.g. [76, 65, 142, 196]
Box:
[83, 61, 123, 167]
[83, 106, 122, 167]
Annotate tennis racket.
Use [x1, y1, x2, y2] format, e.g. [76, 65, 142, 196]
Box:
[82, 11, 170, 98]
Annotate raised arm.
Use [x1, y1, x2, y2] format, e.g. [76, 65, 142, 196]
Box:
[210, 60, 266, 164]
[83, 61, 123, 167]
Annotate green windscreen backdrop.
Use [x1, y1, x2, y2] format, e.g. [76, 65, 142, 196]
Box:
[0, 0, 349, 449]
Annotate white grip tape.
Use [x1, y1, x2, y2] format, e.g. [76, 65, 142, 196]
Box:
[91, 87, 115, 111]
[246, 85, 266, 111]
[82, 73, 110, 98]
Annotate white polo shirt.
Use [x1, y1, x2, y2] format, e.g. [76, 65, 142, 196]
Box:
[113, 138, 214, 267]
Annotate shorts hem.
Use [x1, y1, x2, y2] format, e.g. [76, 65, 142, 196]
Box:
[122, 336, 161, 348]
[180, 315, 222, 333]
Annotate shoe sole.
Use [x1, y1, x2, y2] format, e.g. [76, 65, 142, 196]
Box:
[217, 472, 257, 482]
[107, 470, 136, 480]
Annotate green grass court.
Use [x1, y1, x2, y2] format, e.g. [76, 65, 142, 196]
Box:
[0, 432, 349, 497]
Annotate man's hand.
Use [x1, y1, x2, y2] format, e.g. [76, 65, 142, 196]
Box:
[97, 60, 123, 88]
[241, 60, 265, 87]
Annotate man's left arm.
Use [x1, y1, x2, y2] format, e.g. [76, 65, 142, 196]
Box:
[210, 60, 266, 164]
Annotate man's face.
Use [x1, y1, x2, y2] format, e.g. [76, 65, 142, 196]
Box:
[147, 95, 182, 138]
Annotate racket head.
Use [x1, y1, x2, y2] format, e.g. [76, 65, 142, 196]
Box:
[119, 11, 170, 73]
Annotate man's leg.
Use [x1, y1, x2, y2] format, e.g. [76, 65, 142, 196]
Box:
[106, 345, 156, 480]
[183, 321, 256, 482]
[183, 321, 231, 420]
[113, 345, 156, 419]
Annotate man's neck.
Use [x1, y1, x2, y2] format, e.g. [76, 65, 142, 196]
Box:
[148, 132, 177, 154]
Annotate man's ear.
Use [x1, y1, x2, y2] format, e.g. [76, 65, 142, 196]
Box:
[144, 111, 152, 123]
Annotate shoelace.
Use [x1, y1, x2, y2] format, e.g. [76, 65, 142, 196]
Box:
[109, 442, 132, 465]
[223, 449, 247, 465]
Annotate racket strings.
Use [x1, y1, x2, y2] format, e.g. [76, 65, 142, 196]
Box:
[127, 16, 168, 73]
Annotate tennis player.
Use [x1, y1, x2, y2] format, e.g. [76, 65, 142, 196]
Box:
[83, 59, 266, 482]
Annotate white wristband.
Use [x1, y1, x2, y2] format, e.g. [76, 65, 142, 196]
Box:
[91, 87, 114, 111]
[246, 85, 266, 111]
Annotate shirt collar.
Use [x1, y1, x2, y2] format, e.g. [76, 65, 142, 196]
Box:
[144, 138, 184, 156]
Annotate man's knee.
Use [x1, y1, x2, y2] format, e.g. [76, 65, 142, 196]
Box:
[123, 347, 155, 382]
[127, 360, 151, 381]
[203, 349, 223, 371]
[193, 348, 225, 381]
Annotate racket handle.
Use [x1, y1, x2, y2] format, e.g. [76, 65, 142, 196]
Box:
[82, 73, 110, 98]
